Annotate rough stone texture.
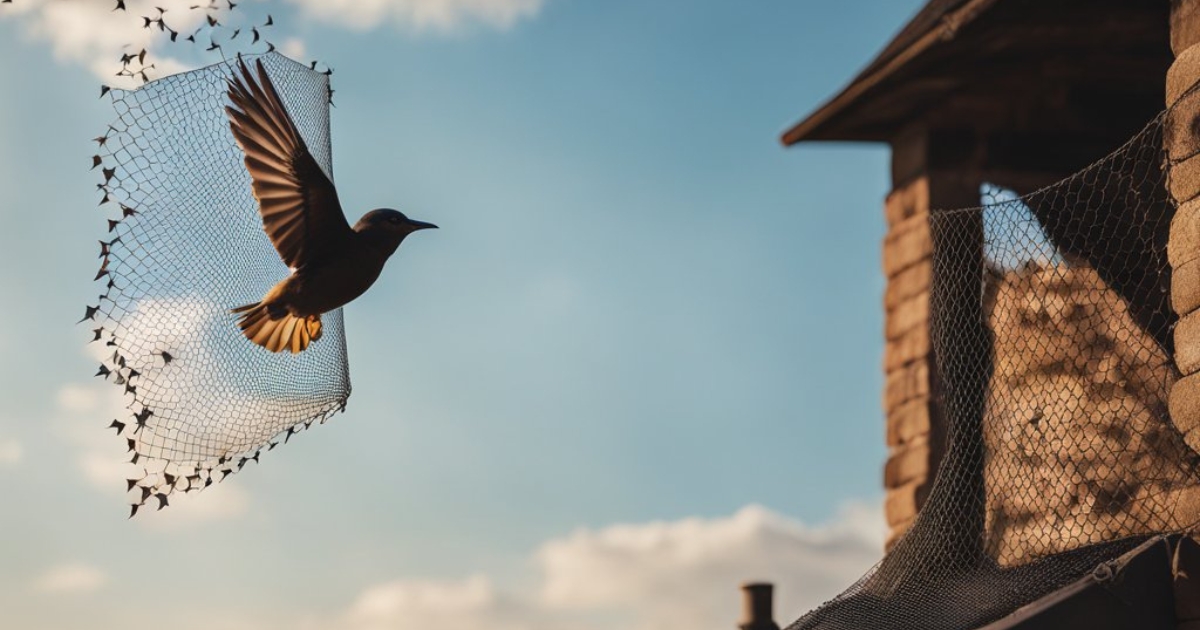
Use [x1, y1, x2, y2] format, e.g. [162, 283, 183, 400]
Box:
[1175, 257, 1200, 316]
[1176, 1, 1200, 57]
[885, 361, 931, 414]
[1171, 152, 1200, 204]
[884, 324, 930, 372]
[1171, 43, 1200, 106]
[884, 438, 931, 488]
[884, 258, 932, 311]
[980, 264, 1198, 567]
[887, 397, 932, 447]
[882, 187, 936, 546]
[883, 212, 933, 277]
[1169, 51, 1200, 578]
[1169, 87, 1200, 163]
[1180, 310, 1200, 375]
[885, 290, 930, 341]
[1172, 372, 1200, 452]
[885, 177, 929, 227]
[1171, 198, 1200, 268]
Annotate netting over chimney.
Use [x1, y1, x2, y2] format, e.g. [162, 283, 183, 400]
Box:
[86, 53, 350, 515]
[789, 108, 1200, 628]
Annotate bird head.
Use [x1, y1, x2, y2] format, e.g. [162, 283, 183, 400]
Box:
[354, 209, 438, 248]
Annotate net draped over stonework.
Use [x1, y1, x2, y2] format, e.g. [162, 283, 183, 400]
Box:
[788, 111, 1200, 629]
[87, 53, 350, 514]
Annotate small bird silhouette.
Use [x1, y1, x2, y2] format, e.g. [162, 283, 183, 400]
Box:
[225, 58, 436, 353]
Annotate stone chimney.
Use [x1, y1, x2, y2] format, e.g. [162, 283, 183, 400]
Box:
[739, 582, 781, 630]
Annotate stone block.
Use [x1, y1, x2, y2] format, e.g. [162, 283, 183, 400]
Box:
[1176, 258, 1200, 316]
[885, 360, 930, 413]
[1171, 153, 1200, 204]
[884, 323, 930, 372]
[1170, 88, 1200, 162]
[1175, 5, 1200, 58]
[884, 258, 932, 311]
[884, 177, 929, 227]
[887, 397, 931, 447]
[882, 213, 932, 277]
[1172, 199, 1200, 268]
[1171, 44, 1200, 107]
[1178, 310, 1200, 374]
[1171, 372, 1200, 454]
[884, 439, 930, 488]
[885, 290, 929, 341]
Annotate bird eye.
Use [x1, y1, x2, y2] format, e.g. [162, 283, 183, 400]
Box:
[387, 216, 402, 224]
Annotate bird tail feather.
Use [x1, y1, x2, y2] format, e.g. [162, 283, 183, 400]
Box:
[232, 302, 322, 353]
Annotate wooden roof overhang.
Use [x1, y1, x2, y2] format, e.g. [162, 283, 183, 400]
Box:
[781, 0, 1171, 150]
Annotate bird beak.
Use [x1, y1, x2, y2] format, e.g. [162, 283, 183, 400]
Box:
[407, 219, 438, 231]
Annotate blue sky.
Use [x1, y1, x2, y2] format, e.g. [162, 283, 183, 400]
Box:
[0, 1, 924, 628]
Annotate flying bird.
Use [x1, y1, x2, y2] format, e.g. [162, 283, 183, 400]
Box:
[224, 58, 436, 353]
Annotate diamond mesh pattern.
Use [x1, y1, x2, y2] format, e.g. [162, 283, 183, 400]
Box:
[789, 112, 1200, 628]
[86, 53, 350, 515]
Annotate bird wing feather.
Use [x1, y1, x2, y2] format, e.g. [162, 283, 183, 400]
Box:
[225, 57, 353, 268]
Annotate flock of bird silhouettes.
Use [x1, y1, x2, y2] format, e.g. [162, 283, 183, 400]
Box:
[65, 0, 439, 353]
[0, 0, 439, 512]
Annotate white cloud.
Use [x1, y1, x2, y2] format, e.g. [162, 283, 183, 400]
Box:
[537, 503, 885, 630]
[1, 0, 203, 85]
[33, 563, 108, 594]
[326, 503, 884, 630]
[337, 575, 553, 630]
[52, 378, 251, 528]
[285, 0, 545, 32]
[0, 437, 21, 466]
[1, 0, 546, 86]
[53, 382, 140, 492]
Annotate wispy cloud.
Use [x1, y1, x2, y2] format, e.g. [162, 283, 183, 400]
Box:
[1, 0, 203, 85]
[33, 563, 108, 594]
[537, 503, 885, 629]
[284, 0, 546, 33]
[54, 382, 139, 493]
[53, 379, 251, 527]
[1, 0, 547, 86]
[338, 574, 560, 630]
[327, 503, 884, 630]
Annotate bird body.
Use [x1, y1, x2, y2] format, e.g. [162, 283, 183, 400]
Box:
[225, 58, 435, 353]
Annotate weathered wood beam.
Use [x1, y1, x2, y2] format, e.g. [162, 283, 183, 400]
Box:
[781, 0, 1002, 145]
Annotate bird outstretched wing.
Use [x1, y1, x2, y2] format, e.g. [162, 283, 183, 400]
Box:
[225, 57, 353, 268]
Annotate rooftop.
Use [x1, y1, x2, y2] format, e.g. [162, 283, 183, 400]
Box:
[781, 0, 1170, 146]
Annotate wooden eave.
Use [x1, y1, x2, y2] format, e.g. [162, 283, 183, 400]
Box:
[782, 0, 993, 145]
[781, 0, 1170, 146]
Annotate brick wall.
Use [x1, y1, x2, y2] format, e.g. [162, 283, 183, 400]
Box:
[881, 176, 939, 547]
[1170, 41, 1200, 460]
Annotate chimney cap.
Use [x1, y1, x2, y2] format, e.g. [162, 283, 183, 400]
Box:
[739, 582, 780, 630]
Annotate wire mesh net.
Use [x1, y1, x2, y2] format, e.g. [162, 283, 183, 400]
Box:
[85, 53, 350, 515]
[788, 111, 1200, 628]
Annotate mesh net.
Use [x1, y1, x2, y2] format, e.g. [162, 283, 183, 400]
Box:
[788, 111, 1200, 628]
[85, 53, 350, 515]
